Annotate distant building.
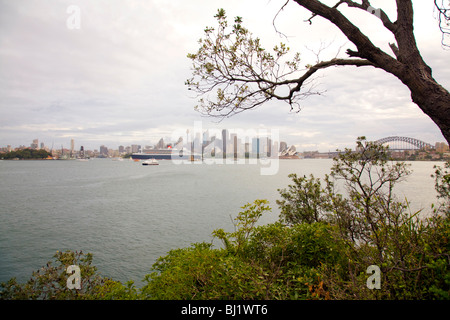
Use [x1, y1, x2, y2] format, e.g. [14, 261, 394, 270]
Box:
[70, 139, 75, 157]
[252, 137, 260, 158]
[244, 143, 250, 154]
[156, 138, 165, 149]
[279, 141, 288, 153]
[436, 142, 449, 153]
[31, 139, 39, 149]
[100, 145, 108, 156]
[271, 140, 278, 157]
[230, 133, 238, 159]
[131, 144, 141, 153]
[203, 130, 210, 145]
[222, 129, 228, 159]
[174, 136, 183, 148]
[281, 145, 297, 156]
[259, 137, 273, 157]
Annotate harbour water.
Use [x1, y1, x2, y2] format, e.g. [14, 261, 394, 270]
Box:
[0, 158, 443, 285]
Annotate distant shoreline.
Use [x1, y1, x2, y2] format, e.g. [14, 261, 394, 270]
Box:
[0, 158, 55, 161]
[1, 157, 447, 162]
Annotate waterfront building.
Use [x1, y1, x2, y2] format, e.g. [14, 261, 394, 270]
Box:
[222, 129, 228, 159]
[70, 139, 75, 157]
[156, 138, 165, 149]
[131, 144, 141, 153]
[279, 141, 288, 153]
[100, 145, 108, 156]
[436, 142, 449, 153]
[252, 137, 260, 158]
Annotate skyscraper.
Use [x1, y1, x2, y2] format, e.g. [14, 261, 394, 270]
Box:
[31, 139, 39, 149]
[203, 130, 210, 145]
[70, 139, 75, 157]
[230, 133, 238, 160]
[100, 145, 108, 156]
[222, 129, 228, 158]
[252, 137, 260, 158]
[156, 138, 165, 149]
[131, 145, 141, 153]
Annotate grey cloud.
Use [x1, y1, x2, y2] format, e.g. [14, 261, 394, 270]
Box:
[0, 0, 448, 152]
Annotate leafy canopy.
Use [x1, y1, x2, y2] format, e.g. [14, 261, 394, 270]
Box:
[186, 9, 306, 118]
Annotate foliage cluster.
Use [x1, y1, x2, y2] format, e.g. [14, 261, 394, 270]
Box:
[276, 138, 449, 299]
[1, 149, 52, 160]
[1, 138, 449, 300]
[0, 251, 132, 300]
[186, 9, 305, 118]
[140, 201, 341, 300]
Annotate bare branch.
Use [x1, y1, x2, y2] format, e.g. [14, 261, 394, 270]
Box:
[273, 0, 290, 39]
[341, 0, 396, 32]
[304, 0, 396, 33]
[389, 42, 400, 58]
[294, 0, 402, 75]
[285, 58, 376, 104]
[434, 0, 450, 48]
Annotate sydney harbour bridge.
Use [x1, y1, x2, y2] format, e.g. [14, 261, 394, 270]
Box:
[373, 136, 434, 150]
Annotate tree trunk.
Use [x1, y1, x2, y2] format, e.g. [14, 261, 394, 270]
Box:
[393, 0, 450, 145]
[293, 0, 450, 144]
[411, 81, 450, 145]
[398, 64, 450, 145]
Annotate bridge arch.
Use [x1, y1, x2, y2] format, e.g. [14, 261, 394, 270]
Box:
[374, 136, 434, 150]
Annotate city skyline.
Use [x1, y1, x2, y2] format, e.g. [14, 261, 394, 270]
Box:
[0, 131, 287, 156]
[2, 132, 449, 157]
[0, 1, 448, 153]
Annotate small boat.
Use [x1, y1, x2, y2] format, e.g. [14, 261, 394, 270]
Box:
[142, 159, 159, 166]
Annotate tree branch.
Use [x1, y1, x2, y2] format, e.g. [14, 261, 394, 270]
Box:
[294, 0, 402, 75]
[340, 0, 397, 32]
[434, 0, 450, 48]
[285, 58, 376, 103]
[394, 1, 416, 61]
[393, 1, 433, 76]
[186, 9, 383, 118]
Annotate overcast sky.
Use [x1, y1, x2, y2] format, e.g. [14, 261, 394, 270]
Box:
[0, 0, 448, 152]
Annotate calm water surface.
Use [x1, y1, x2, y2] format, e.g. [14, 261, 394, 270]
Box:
[0, 158, 443, 285]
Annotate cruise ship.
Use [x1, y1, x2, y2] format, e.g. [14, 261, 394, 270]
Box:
[131, 148, 201, 161]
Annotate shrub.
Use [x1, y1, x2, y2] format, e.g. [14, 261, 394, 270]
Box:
[141, 200, 342, 300]
[277, 137, 450, 299]
[0, 250, 133, 300]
